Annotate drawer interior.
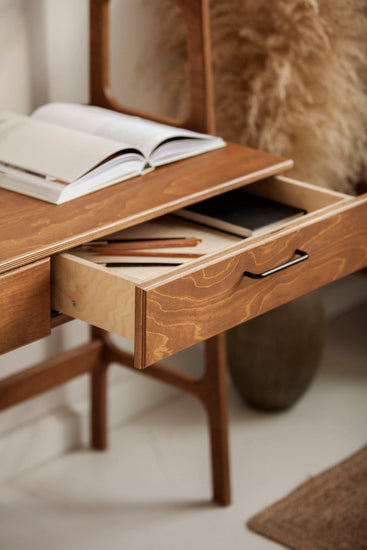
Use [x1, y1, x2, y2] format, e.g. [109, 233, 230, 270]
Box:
[65, 175, 350, 285]
[51, 175, 352, 342]
[69, 215, 244, 284]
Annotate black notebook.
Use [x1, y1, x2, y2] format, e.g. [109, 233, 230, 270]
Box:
[175, 189, 305, 237]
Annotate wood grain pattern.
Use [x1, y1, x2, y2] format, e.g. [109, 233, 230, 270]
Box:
[0, 259, 50, 354]
[0, 143, 292, 275]
[0, 339, 104, 410]
[0, 0, 232, 509]
[2, 0, 364, 510]
[51, 184, 367, 367]
[138, 196, 367, 367]
[250, 175, 349, 212]
[51, 253, 136, 339]
[90, 0, 215, 133]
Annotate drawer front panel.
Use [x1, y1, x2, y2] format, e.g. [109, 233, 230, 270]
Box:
[0, 259, 50, 354]
[138, 197, 367, 367]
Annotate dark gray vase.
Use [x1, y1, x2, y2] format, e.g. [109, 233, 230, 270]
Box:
[227, 292, 325, 411]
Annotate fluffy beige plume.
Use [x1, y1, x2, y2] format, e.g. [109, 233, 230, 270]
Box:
[148, 0, 367, 192]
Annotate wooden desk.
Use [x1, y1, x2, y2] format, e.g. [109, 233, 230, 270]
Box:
[0, 143, 288, 504]
[1, 0, 367, 506]
[1, 141, 367, 506]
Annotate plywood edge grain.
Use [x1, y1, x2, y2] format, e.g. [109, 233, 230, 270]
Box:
[134, 287, 147, 369]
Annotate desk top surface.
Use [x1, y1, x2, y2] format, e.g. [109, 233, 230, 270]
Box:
[0, 143, 292, 274]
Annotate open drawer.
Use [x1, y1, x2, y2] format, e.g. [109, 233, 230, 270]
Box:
[51, 176, 367, 368]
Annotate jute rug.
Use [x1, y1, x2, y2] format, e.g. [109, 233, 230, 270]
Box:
[247, 445, 367, 550]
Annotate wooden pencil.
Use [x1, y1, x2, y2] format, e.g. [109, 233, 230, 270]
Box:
[82, 237, 202, 251]
[92, 250, 204, 258]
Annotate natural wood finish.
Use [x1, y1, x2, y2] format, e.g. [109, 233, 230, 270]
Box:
[1, 0, 366, 509]
[0, 0, 298, 509]
[0, 259, 50, 354]
[0, 339, 104, 411]
[90, 0, 215, 133]
[90, 327, 109, 450]
[139, 196, 367, 366]
[51, 215, 244, 337]
[52, 253, 136, 339]
[204, 333, 230, 505]
[0, 144, 292, 275]
[50, 313, 73, 328]
[250, 175, 350, 212]
[101, 329, 230, 505]
[50, 182, 367, 368]
[90, 364, 108, 450]
[51, 175, 345, 332]
[86, 213, 242, 277]
[107, 338, 202, 395]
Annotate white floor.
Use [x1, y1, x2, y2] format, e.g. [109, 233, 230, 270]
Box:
[0, 301, 366, 550]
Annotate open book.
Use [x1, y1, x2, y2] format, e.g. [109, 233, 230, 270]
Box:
[0, 103, 225, 204]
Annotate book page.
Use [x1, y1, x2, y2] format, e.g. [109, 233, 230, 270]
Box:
[32, 103, 224, 162]
[0, 112, 138, 183]
[150, 137, 225, 166]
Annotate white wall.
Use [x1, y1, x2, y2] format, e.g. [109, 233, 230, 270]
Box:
[0, 0, 201, 483]
[0, 0, 32, 113]
[0, 0, 162, 112]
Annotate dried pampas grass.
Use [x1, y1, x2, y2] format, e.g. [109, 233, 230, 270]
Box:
[149, 0, 367, 192]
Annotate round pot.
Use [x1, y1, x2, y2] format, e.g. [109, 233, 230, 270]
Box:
[227, 292, 325, 411]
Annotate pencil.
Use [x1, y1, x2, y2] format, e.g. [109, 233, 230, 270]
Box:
[82, 237, 202, 251]
[104, 262, 181, 268]
[92, 250, 204, 258]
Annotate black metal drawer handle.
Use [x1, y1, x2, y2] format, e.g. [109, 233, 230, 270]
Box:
[243, 249, 309, 280]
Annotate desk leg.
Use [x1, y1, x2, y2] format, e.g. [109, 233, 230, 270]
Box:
[203, 333, 231, 506]
[102, 330, 231, 505]
[90, 327, 109, 450]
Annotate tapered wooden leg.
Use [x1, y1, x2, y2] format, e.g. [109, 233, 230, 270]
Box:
[101, 329, 231, 504]
[204, 333, 231, 506]
[90, 327, 109, 450]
